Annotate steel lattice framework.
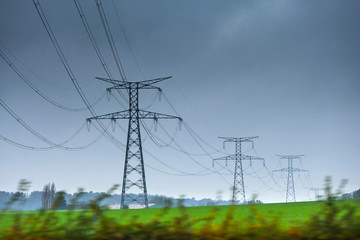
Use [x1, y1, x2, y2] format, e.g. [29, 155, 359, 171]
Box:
[273, 155, 308, 202]
[307, 187, 323, 201]
[213, 137, 264, 204]
[87, 76, 182, 208]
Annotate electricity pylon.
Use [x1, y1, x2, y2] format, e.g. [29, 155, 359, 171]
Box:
[87, 76, 182, 209]
[307, 187, 323, 201]
[213, 137, 264, 204]
[273, 155, 308, 202]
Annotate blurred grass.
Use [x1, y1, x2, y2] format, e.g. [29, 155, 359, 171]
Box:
[1, 178, 359, 239]
[1, 199, 359, 230]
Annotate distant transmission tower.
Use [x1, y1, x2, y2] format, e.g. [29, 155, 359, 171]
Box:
[87, 76, 182, 209]
[307, 187, 323, 201]
[273, 155, 308, 202]
[213, 137, 264, 204]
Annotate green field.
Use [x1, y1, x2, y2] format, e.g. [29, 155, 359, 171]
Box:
[1, 199, 359, 230]
[103, 199, 360, 227]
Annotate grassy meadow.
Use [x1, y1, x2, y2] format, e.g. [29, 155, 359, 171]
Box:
[104, 200, 354, 227]
[0, 199, 359, 238]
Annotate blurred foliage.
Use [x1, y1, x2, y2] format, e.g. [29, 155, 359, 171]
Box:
[0, 178, 359, 239]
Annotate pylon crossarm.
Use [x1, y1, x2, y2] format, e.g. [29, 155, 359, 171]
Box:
[241, 154, 265, 166]
[212, 155, 236, 167]
[272, 168, 288, 173]
[95, 77, 125, 85]
[276, 154, 304, 159]
[213, 155, 236, 161]
[292, 168, 309, 173]
[87, 109, 182, 121]
[240, 154, 264, 161]
[108, 85, 162, 91]
[87, 110, 130, 120]
[96, 76, 172, 90]
[219, 136, 258, 142]
[137, 76, 172, 88]
[138, 110, 182, 121]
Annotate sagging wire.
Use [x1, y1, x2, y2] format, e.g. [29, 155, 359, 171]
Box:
[141, 120, 179, 149]
[0, 98, 108, 150]
[33, 0, 126, 150]
[249, 165, 284, 193]
[142, 91, 161, 111]
[0, 49, 106, 112]
[111, 0, 146, 80]
[0, 40, 73, 90]
[74, 0, 128, 105]
[161, 91, 221, 152]
[0, 122, 109, 151]
[143, 147, 215, 176]
[95, 0, 126, 81]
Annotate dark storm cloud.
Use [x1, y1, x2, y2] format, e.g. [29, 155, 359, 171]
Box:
[0, 0, 359, 200]
[3, 1, 359, 84]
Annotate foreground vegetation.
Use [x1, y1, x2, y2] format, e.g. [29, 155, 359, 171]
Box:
[0, 178, 359, 239]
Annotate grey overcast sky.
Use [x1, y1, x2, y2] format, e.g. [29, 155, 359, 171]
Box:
[0, 0, 359, 203]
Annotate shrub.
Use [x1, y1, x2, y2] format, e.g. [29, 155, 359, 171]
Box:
[0, 178, 359, 239]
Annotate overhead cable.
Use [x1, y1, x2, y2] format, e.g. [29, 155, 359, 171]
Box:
[0, 122, 107, 151]
[0, 49, 106, 112]
[0, 41, 73, 91]
[0, 98, 107, 150]
[32, 0, 126, 149]
[95, 0, 127, 81]
[111, 0, 146, 80]
[73, 0, 128, 104]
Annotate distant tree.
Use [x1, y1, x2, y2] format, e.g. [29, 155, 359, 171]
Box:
[206, 200, 216, 206]
[150, 195, 174, 207]
[0, 191, 11, 209]
[340, 193, 352, 200]
[353, 189, 360, 199]
[25, 191, 43, 210]
[55, 192, 67, 210]
[247, 194, 263, 204]
[247, 199, 263, 204]
[177, 195, 186, 208]
[42, 183, 56, 210]
[50, 183, 56, 208]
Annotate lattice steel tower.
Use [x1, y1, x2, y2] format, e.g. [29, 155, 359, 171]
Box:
[213, 137, 264, 204]
[307, 187, 323, 201]
[273, 155, 308, 202]
[87, 76, 182, 208]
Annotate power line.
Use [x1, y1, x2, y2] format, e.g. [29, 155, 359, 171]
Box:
[32, 0, 126, 150]
[95, 0, 126, 81]
[0, 122, 107, 151]
[140, 120, 179, 149]
[74, 0, 113, 79]
[111, 0, 146, 80]
[171, 79, 223, 136]
[0, 49, 106, 112]
[152, 121, 224, 156]
[142, 122, 234, 177]
[73, 0, 128, 105]
[0, 40, 73, 91]
[0, 98, 106, 151]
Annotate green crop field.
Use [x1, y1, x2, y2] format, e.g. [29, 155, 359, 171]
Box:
[96, 199, 360, 228]
[0, 199, 359, 239]
[106, 200, 331, 227]
[1, 199, 359, 230]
